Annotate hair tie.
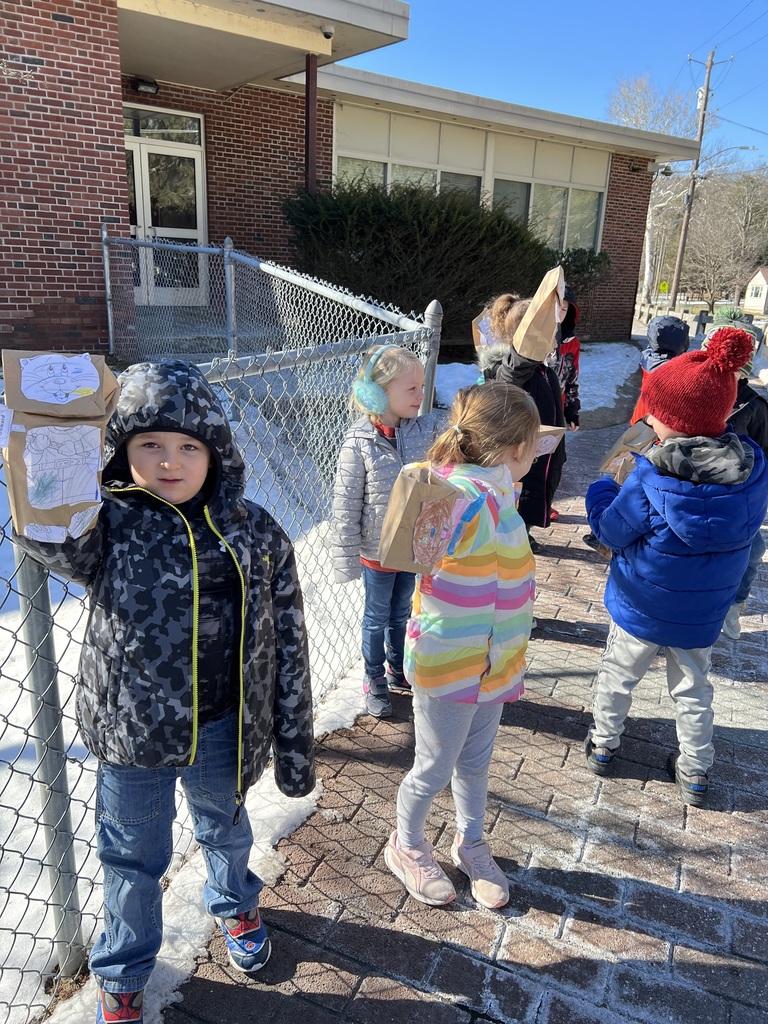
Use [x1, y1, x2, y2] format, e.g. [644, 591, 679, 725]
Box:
[453, 424, 462, 437]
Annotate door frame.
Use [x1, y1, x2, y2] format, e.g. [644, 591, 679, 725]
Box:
[123, 104, 208, 306]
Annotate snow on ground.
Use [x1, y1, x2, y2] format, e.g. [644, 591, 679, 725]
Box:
[434, 341, 641, 412]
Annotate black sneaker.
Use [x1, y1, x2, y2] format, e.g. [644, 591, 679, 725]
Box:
[386, 672, 412, 695]
[666, 752, 708, 808]
[582, 532, 600, 550]
[584, 736, 616, 776]
[528, 535, 543, 554]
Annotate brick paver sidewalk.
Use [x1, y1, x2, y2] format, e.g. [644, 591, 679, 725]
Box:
[164, 425, 768, 1024]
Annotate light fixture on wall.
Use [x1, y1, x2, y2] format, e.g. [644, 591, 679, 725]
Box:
[132, 77, 159, 95]
[647, 161, 673, 176]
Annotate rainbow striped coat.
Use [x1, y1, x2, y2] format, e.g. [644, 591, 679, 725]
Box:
[404, 462, 535, 703]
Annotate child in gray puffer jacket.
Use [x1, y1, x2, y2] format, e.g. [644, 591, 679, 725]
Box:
[332, 345, 441, 718]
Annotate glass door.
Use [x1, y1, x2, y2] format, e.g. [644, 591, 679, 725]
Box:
[124, 108, 207, 306]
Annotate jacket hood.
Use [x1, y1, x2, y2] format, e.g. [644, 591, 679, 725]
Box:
[634, 435, 767, 553]
[104, 361, 244, 506]
[477, 344, 511, 375]
[647, 315, 690, 355]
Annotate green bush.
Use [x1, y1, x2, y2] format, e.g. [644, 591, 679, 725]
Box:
[282, 180, 554, 338]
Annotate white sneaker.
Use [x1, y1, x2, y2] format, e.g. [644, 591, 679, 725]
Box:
[451, 833, 509, 909]
[721, 603, 745, 640]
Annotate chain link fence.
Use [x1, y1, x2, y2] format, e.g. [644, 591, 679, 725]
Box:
[0, 244, 441, 1022]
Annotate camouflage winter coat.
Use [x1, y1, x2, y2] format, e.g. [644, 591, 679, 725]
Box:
[13, 361, 315, 798]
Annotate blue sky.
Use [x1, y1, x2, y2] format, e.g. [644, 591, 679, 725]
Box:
[341, 0, 768, 167]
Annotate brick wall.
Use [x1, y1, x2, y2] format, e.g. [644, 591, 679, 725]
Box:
[0, 0, 127, 353]
[121, 78, 334, 261]
[589, 153, 653, 342]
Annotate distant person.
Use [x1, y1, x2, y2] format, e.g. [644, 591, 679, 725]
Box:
[629, 315, 690, 425]
[332, 345, 441, 717]
[477, 293, 565, 552]
[385, 382, 539, 908]
[11, 361, 316, 1024]
[583, 329, 768, 808]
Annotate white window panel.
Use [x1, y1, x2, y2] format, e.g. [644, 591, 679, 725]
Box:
[571, 148, 610, 188]
[493, 135, 535, 178]
[391, 114, 440, 164]
[534, 141, 574, 182]
[440, 123, 485, 170]
[336, 104, 390, 157]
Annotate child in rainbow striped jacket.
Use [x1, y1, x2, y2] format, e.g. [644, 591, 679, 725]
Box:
[385, 381, 540, 909]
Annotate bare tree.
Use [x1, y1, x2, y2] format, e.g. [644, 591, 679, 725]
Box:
[607, 75, 699, 303]
[685, 169, 768, 309]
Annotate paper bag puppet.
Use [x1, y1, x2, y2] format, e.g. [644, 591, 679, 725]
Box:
[512, 265, 565, 363]
[378, 463, 482, 576]
[1, 351, 119, 542]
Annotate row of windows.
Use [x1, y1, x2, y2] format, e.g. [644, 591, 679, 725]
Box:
[337, 156, 603, 251]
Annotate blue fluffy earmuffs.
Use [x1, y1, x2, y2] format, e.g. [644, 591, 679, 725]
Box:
[352, 345, 400, 415]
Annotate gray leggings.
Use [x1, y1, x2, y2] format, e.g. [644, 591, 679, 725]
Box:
[396, 686, 504, 847]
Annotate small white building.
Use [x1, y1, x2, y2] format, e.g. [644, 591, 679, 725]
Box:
[743, 267, 768, 317]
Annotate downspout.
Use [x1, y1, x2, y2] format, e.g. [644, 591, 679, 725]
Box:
[305, 52, 318, 195]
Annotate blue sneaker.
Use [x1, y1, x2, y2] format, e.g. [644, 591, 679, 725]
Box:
[363, 675, 392, 717]
[218, 908, 271, 973]
[584, 735, 616, 776]
[96, 988, 143, 1023]
[666, 752, 709, 808]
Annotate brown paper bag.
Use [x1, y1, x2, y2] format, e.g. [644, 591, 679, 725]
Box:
[512, 266, 565, 362]
[589, 420, 658, 558]
[598, 420, 657, 484]
[535, 424, 566, 457]
[378, 463, 467, 575]
[1, 351, 119, 541]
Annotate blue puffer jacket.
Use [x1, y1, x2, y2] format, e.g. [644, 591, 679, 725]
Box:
[586, 435, 768, 648]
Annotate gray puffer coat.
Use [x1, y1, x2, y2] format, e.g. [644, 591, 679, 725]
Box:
[12, 361, 315, 800]
[332, 413, 442, 582]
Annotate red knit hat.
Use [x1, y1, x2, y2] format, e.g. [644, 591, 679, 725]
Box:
[641, 327, 755, 437]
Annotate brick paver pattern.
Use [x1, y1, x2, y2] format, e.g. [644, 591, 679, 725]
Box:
[164, 424, 768, 1024]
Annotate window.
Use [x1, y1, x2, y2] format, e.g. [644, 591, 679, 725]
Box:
[750, 285, 763, 298]
[493, 179, 530, 220]
[391, 164, 437, 188]
[530, 184, 568, 248]
[123, 108, 201, 145]
[565, 189, 602, 249]
[440, 171, 481, 202]
[337, 156, 386, 185]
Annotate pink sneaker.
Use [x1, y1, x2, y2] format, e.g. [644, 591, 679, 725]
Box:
[451, 833, 509, 909]
[384, 831, 456, 906]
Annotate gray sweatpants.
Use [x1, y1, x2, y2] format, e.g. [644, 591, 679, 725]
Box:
[589, 619, 714, 776]
[396, 685, 503, 848]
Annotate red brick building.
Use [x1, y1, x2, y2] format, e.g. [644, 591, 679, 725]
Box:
[0, 0, 696, 351]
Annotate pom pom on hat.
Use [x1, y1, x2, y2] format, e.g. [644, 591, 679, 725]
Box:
[641, 327, 754, 437]
[702, 324, 757, 378]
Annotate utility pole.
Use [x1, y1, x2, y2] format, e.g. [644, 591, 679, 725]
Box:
[667, 50, 716, 312]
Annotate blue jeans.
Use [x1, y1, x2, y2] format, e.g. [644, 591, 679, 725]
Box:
[735, 529, 766, 605]
[361, 566, 416, 680]
[90, 713, 263, 993]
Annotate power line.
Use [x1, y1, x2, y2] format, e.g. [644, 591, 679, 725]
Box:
[717, 114, 768, 138]
[733, 25, 768, 53]
[711, 7, 768, 47]
[690, 0, 760, 52]
[719, 72, 768, 108]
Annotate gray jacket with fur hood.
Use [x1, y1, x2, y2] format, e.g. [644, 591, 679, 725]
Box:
[12, 361, 315, 799]
[332, 412, 442, 581]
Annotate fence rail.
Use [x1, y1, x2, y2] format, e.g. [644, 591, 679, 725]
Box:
[0, 236, 441, 1022]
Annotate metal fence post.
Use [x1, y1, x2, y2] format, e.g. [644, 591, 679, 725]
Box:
[100, 222, 116, 356]
[223, 236, 238, 359]
[420, 299, 443, 414]
[13, 548, 85, 978]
